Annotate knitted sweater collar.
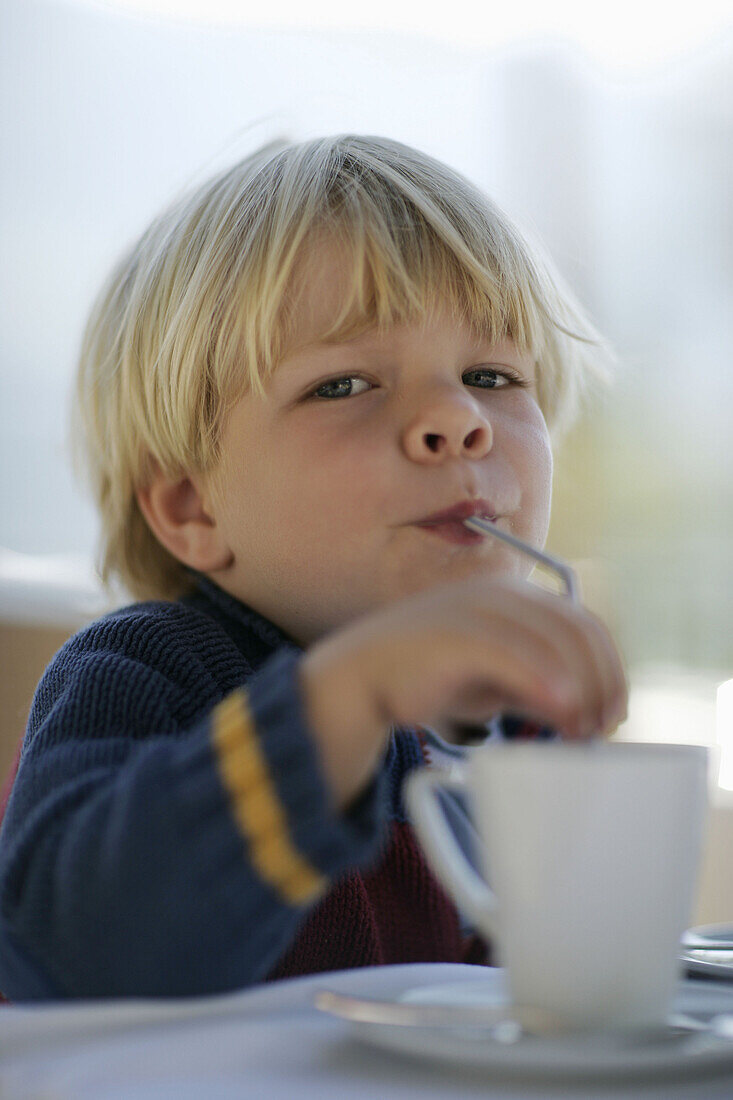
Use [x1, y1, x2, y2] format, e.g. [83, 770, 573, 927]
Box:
[182, 571, 302, 657]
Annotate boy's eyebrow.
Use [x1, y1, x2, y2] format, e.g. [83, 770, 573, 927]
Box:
[277, 327, 523, 372]
[301, 328, 380, 352]
[278, 328, 380, 370]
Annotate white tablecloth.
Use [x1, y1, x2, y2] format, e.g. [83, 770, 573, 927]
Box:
[4, 964, 733, 1099]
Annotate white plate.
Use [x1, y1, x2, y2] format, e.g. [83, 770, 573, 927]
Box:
[323, 975, 733, 1084]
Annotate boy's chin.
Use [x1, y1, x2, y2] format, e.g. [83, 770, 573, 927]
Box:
[397, 554, 531, 596]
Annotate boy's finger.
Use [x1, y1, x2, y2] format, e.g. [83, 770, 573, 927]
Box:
[452, 623, 596, 736]
[557, 607, 627, 736]
[494, 584, 626, 738]
[586, 615, 628, 733]
[466, 588, 616, 737]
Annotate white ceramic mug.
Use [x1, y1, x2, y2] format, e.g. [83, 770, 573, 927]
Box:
[405, 741, 709, 1033]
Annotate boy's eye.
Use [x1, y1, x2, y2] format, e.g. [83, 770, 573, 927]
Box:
[463, 368, 513, 388]
[311, 376, 372, 400]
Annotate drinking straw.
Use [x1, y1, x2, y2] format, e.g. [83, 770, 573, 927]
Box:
[462, 516, 580, 605]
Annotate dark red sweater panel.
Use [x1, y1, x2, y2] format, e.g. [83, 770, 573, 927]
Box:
[267, 820, 490, 980]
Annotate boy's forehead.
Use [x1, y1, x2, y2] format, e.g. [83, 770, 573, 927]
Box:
[280, 236, 465, 360]
[277, 235, 526, 370]
[282, 238, 366, 355]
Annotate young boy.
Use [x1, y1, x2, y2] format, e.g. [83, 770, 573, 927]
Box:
[0, 135, 626, 1000]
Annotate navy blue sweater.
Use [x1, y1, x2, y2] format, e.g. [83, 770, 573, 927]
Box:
[0, 575, 551, 1001]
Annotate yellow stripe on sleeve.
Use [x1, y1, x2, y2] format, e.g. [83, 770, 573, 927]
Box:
[211, 690, 328, 906]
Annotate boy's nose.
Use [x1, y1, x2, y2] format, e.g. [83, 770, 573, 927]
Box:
[401, 393, 493, 464]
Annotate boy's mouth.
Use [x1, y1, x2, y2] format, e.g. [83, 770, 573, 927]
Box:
[412, 499, 498, 546]
[413, 499, 498, 526]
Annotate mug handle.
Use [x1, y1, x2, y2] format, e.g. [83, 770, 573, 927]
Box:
[404, 765, 499, 938]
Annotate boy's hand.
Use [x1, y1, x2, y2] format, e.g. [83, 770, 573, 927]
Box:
[299, 575, 628, 810]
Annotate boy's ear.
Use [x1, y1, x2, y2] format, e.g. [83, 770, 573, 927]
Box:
[136, 465, 233, 573]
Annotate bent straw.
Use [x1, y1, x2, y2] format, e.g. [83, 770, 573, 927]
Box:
[462, 516, 580, 606]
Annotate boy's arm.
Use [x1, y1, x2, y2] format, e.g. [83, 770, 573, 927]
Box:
[0, 637, 386, 1001]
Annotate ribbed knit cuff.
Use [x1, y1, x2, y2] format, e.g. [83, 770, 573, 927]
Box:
[214, 647, 387, 905]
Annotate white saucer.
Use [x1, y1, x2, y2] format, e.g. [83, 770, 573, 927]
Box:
[325, 976, 733, 1083]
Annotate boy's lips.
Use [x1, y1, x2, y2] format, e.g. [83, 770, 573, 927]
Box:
[411, 499, 499, 546]
[412, 499, 498, 526]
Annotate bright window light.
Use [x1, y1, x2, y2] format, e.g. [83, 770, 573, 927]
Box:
[618, 668, 717, 746]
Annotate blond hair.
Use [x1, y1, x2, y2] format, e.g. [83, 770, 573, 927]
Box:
[73, 133, 613, 602]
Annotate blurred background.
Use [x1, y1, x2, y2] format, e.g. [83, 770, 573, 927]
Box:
[1, 0, 732, 913]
